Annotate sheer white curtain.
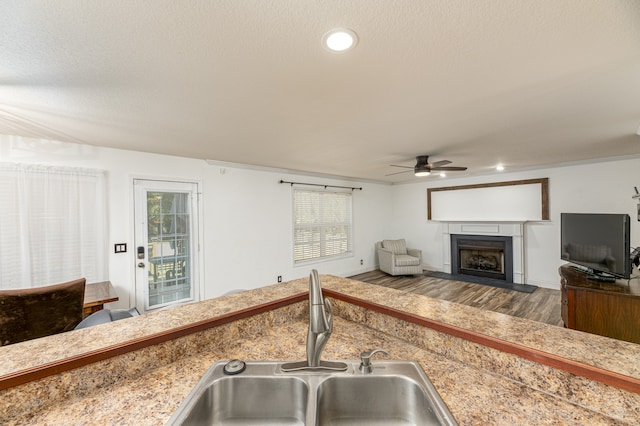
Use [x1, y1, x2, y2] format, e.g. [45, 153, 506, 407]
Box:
[0, 162, 107, 289]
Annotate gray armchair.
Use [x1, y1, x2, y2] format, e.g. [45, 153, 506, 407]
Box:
[376, 239, 423, 276]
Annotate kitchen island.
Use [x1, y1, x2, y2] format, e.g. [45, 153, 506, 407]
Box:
[1, 275, 639, 425]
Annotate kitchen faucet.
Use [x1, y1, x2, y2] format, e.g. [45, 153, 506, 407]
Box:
[307, 269, 333, 367]
[281, 270, 347, 372]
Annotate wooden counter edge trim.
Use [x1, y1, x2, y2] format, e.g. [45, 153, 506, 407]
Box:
[0, 292, 308, 391]
[324, 289, 640, 395]
[4, 287, 638, 395]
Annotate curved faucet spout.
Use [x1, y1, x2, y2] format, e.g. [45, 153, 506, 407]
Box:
[308, 270, 332, 333]
[308, 269, 324, 306]
[306, 269, 333, 367]
[280, 269, 347, 372]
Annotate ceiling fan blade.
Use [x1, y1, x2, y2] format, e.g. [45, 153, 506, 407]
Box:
[389, 165, 413, 169]
[430, 166, 468, 171]
[385, 170, 412, 176]
[428, 160, 451, 168]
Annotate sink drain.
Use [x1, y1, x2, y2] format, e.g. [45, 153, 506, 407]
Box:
[223, 359, 246, 375]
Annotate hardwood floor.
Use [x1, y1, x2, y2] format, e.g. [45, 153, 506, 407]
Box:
[348, 270, 564, 327]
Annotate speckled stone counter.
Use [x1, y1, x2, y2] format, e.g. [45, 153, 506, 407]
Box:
[1, 275, 639, 425]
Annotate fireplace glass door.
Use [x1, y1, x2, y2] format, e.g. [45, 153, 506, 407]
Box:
[459, 244, 505, 276]
[451, 234, 513, 282]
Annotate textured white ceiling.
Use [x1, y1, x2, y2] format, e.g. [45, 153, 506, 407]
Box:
[1, 0, 639, 182]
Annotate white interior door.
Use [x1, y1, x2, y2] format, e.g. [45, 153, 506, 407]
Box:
[134, 179, 200, 312]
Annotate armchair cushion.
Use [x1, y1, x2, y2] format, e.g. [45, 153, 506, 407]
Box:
[382, 239, 408, 255]
[395, 254, 421, 267]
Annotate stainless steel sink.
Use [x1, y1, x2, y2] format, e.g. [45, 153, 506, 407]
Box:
[166, 360, 457, 426]
[316, 375, 445, 425]
[175, 375, 309, 425]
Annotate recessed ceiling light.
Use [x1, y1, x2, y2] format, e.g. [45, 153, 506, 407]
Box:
[496, 165, 505, 171]
[322, 28, 358, 52]
[439, 172, 446, 177]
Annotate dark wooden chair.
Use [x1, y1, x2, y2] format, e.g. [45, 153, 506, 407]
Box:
[0, 278, 86, 346]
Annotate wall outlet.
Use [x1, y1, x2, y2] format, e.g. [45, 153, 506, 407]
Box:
[277, 275, 282, 283]
[360, 259, 363, 265]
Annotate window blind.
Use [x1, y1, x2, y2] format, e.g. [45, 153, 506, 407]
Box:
[293, 189, 353, 263]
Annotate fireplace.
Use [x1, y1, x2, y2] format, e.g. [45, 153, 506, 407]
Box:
[451, 234, 513, 282]
[441, 222, 525, 284]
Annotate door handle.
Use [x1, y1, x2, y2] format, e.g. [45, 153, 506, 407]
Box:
[137, 262, 145, 268]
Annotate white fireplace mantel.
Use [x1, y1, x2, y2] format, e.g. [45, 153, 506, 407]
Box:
[442, 221, 525, 284]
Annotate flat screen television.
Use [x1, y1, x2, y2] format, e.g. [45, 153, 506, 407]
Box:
[560, 213, 631, 279]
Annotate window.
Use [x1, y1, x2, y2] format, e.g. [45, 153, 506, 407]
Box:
[293, 189, 353, 263]
[0, 163, 107, 289]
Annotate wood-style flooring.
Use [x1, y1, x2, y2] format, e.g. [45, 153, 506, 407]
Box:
[348, 270, 564, 327]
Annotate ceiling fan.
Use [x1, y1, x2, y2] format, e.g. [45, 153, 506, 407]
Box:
[386, 155, 468, 177]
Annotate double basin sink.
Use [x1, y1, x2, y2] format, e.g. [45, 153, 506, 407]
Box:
[167, 360, 457, 425]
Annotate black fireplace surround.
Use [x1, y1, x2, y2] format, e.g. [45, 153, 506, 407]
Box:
[451, 234, 514, 283]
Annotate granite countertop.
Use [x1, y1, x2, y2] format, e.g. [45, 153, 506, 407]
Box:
[0, 278, 310, 378]
[321, 275, 640, 379]
[1, 275, 639, 425]
[13, 318, 627, 426]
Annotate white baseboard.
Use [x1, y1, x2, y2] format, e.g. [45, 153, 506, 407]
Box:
[341, 265, 378, 277]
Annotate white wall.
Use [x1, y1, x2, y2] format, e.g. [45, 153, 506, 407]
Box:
[391, 156, 640, 289]
[203, 165, 393, 298]
[0, 135, 393, 310]
[3, 134, 638, 301]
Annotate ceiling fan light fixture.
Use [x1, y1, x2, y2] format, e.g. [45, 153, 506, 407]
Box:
[414, 163, 431, 176]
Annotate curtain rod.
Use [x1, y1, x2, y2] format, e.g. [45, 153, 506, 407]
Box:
[279, 180, 362, 191]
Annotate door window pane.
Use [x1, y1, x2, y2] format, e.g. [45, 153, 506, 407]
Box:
[147, 191, 191, 307]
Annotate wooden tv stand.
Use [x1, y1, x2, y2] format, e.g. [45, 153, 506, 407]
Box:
[559, 264, 640, 344]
